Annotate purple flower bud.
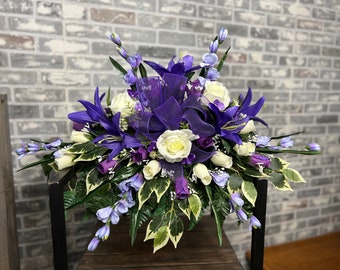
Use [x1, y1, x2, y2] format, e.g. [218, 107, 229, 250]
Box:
[147, 141, 156, 152]
[206, 68, 220, 80]
[202, 53, 218, 66]
[95, 224, 110, 240]
[110, 210, 120, 225]
[211, 171, 229, 188]
[237, 209, 248, 222]
[307, 143, 321, 152]
[108, 33, 121, 46]
[279, 136, 293, 148]
[196, 137, 214, 149]
[72, 122, 85, 131]
[230, 193, 244, 208]
[256, 136, 271, 147]
[27, 143, 40, 152]
[131, 147, 148, 164]
[96, 206, 113, 222]
[218, 27, 228, 43]
[127, 53, 142, 69]
[44, 138, 62, 150]
[97, 159, 118, 174]
[115, 199, 129, 214]
[175, 176, 190, 200]
[182, 153, 196, 165]
[249, 215, 261, 231]
[87, 237, 100, 251]
[117, 46, 127, 59]
[249, 153, 271, 168]
[129, 173, 144, 191]
[209, 40, 219, 53]
[123, 69, 137, 85]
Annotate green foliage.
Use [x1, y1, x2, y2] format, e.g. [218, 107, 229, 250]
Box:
[138, 177, 171, 209]
[109, 56, 127, 75]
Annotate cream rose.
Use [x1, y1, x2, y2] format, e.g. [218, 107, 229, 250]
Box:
[156, 129, 199, 163]
[211, 151, 233, 169]
[239, 120, 256, 135]
[143, 160, 161, 180]
[204, 81, 230, 110]
[109, 92, 137, 118]
[70, 130, 91, 143]
[54, 153, 77, 170]
[233, 142, 256, 156]
[193, 163, 212, 185]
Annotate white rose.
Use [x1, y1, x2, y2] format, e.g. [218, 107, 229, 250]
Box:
[143, 160, 161, 180]
[54, 153, 77, 170]
[193, 163, 212, 185]
[239, 120, 256, 135]
[204, 81, 230, 109]
[109, 92, 137, 118]
[156, 129, 199, 163]
[70, 130, 91, 143]
[233, 142, 256, 156]
[211, 151, 233, 169]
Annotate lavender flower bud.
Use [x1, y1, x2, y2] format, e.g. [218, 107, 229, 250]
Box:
[117, 46, 127, 59]
[87, 237, 100, 251]
[307, 143, 321, 152]
[123, 69, 137, 85]
[218, 27, 228, 43]
[209, 40, 219, 53]
[95, 224, 110, 240]
[108, 33, 121, 46]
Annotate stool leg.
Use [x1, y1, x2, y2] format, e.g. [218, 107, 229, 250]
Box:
[250, 179, 268, 270]
[49, 182, 68, 270]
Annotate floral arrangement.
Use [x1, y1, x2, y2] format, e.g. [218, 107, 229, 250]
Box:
[16, 28, 321, 253]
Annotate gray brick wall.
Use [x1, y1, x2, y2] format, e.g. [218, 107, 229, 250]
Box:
[1, 0, 339, 269]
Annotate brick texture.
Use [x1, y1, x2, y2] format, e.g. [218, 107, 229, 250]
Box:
[1, 0, 339, 269]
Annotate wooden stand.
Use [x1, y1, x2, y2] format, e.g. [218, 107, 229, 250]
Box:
[0, 94, 20, 270]
[78, 216, 243, 270]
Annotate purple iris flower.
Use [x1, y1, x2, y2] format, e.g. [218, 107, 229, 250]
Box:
[144, 55, 201, 78]
[210, 87, 267, 144]
[68, 88, 142, 159]
[131, 147, 148, 164]
[97, 159, 118, 174]
[174, 176, 190, 199]
[249, 153, 271, 168]
[211, 171, 229, 188]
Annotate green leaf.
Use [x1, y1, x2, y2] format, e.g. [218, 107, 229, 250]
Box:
[109, 56, 127, 75]
[74, 146, 107, 162]
[270, 157, 289, 170]
[63, 181, 87, 210]
[129, 204, 152, 246]
[205, 185, 223, 247]
[85, 168, 104, 194]
[110, 164, 142, 183]
[241, 181, 257, 207]
[106, 87, 111, 106]
[268, 172, 293, 191]
[282, 168, 306, 183]
[188, 194, 202, 221]
[228, 174, 243, 191]
[178, 199, 190, 219]
[144, 221, 156, 241]
[153, 226, 170, 253]
[139, 63, 147, 78]
[216, 46, 231, 72]
[243, 167, 269, 178]
[67, 141, 96, 154]
[221, 138, 232, 154]
[169, 217, 184, 248]
[138, 177, 171, 209]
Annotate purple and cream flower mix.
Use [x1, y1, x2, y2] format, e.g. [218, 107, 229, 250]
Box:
[16, 28, 321, 252]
